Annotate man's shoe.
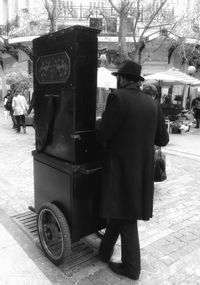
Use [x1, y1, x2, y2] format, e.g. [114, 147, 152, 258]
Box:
[194, 125, 199, 128]
[109, 262, 139, 280]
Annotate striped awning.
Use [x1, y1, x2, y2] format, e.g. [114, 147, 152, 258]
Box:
[145, 68, 200, 86]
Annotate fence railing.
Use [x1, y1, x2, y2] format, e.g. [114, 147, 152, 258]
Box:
[0, 16, 19, 36]
[0, 6, 174, 37]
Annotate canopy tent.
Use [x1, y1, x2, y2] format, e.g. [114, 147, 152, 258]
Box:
[97, 67, 117, 89]
[145, 73, 185, 86]
[166, 68, 200, 86]
[144, 68, 200, 86]
[144, 68, 200, 109]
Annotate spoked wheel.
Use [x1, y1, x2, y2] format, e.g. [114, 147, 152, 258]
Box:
[37, 202, 71, 265]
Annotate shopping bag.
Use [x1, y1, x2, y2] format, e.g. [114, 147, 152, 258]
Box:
[154, 149, 167, 182]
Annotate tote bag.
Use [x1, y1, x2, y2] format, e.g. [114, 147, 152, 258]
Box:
[154, 148, 167, 182]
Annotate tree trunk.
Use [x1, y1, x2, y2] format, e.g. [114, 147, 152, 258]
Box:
[118, 11, 129, 62]
[44, 0, 58, 32]
[50, 15, 57, 32]
[132, 43, 140, 62]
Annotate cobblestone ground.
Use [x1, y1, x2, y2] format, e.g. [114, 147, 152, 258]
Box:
[0, 110, 34, 216]
[0, 106, 200, 284]
[138, 154, 200, 284]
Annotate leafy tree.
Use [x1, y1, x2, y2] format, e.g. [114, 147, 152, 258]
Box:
[6, 72, 33, 93]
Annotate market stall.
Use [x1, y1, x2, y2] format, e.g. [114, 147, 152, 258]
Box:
[144, 68, 200, 133]
[145, 68, 200, 85]
[145, 68, 200, 106]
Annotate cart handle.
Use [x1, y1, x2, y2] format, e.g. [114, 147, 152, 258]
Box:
[79, 167, 102, 175]
[44, 94, 59, 97]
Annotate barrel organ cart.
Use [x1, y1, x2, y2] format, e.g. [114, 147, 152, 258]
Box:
[32, 26, 105, 264]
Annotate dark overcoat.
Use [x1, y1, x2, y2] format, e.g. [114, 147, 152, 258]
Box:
[96, 84, 169, 221]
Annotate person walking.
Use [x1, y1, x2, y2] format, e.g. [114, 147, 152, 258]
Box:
[3, 89, 17, 128]
[191, 94, 200, 128]
[12, 87, 29, 134]
[27, 91, 36, 129]
[3, 90, 11, 119]
[96, 60, 169, 280]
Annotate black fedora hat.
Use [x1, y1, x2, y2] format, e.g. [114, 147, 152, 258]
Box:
[112, 60, 144, 81]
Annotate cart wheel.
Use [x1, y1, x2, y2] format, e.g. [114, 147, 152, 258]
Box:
[37, 202, 71, 265]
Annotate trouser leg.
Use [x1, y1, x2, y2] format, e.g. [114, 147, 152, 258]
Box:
[99, 219, 120, 260]
[194, 111, 200, 127]
[15, 116, 21, 132]
[32, 116, 35, 129]
[120, 220, 141, 275]
[21, 115, 26, 132]
[11, 111, 17, 128]
[196, 117, 200, 127]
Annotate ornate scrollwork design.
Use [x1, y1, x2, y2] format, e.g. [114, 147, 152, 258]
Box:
[13, 43, 33, 60]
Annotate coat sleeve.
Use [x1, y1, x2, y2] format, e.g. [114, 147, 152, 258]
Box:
[23, 97, 29, 111]
[154, 102, 169, 147]
[96, 92, 123, 144]
[12, 97, 15, 109]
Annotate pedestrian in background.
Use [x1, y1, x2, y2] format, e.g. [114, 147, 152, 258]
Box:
[142, 83, 158, 100]
[3, 90, 11, 119]
[4, 87, 17, 129]
[96, 60, 169, 280]
[191, 94, 200, 128]
[12, 87, 29, 134]
[27, 91, 36, 129]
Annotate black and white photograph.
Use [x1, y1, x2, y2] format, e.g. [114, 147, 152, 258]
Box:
[0, 0, 200, 284]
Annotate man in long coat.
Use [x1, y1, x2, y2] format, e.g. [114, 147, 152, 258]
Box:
[96, 60, 169, 280]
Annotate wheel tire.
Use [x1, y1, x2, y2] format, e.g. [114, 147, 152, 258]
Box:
[37, 202, 71, 265]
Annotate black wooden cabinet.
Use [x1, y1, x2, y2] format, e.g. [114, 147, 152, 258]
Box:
[33, 25, 102, 164]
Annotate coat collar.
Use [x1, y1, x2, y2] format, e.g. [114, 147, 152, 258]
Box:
[121, 82, 140, 91]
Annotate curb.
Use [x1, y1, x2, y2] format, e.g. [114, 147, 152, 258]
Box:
[164, 149, 200, 162]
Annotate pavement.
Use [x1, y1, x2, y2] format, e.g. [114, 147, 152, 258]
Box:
[0, 104, 200, 284]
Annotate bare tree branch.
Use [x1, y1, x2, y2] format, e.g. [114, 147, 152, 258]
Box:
[138, 0, 168, 42]
[133, 0, 168, 59]
[107, 0, 175, 63]
[122, 0, 133, 15]
[44, 0, 51, 15]
[141, 21, 180, 64]
[108, 0, 133, 15]
[132, 0, 140, 45]
[108, 0, 120, 14]
[141, 36, 167, 64]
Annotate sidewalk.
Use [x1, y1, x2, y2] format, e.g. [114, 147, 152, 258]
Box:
[0, 209, 52, 285]
[165, 126, 200, 160]
[0, 105, 200, 284]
